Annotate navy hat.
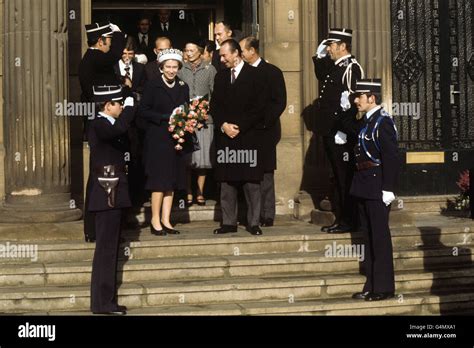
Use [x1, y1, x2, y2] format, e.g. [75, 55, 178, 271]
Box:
[354, 79, 382, 95]
[93, 85, 123, 103]
[325, 28, 353, 45]
[85, 22, 114, 42]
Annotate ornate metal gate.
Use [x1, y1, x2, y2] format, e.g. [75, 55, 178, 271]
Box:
[391, 0, 474, 195]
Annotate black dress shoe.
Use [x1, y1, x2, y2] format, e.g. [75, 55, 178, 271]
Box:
[162, 224, 181, 235]
[214, 225, 238, 235]
[260, 218, 274, 227]
[327, 224, 353, 234]
[85, 236, 96, 243]
[321, 223, 338, 232]
[365, 292, 395, 302]
[247, 226, 263, 236]
[352, 291, 371, 300]
[150, 224, 167, 236]
[93, 305, 127, 315]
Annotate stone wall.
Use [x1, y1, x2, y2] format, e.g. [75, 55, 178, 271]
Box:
[0, 0, 5, 201]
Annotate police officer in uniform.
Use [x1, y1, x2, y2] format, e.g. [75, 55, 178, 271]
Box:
[88, 86, 136, 315]
[350, 79, 399, 301]
[80, 22, 126, 243]
[312, 28, 365, 233]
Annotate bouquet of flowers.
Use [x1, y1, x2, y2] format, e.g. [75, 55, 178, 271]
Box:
[169, 96, 210, 151]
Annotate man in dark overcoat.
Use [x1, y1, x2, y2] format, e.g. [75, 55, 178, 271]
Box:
[211, 39, 266, 236]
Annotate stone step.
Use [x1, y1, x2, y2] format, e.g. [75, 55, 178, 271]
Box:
[398, 195, 453, 213]
[1, 222, 472, 265]
[0, 246, 472, 288]
[0, 268, 474, 314]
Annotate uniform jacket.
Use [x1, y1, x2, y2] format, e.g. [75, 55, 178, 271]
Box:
[79, 32, 126, 103]
[350, 108, 399, 200]
[87, 106, 136, 212]
[312, 55, 363, 138]
[255, 59, 287, 172]
[211, 63, 267, 182]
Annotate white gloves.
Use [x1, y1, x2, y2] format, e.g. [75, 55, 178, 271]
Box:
[335, 131, 347, 145]
[340, 91, 351, 111]
[123, 97, 134, 108]
[109, 23, 121, 33]
[316, 40, 328, 58]
[382, 191, 396, 206]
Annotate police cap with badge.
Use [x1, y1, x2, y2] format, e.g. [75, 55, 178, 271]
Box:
[85, 22, 115, 42]
[93, 85, 124, 103]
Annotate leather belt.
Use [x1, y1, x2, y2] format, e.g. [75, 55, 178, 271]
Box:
[356, 161, 380, 171]
[92, 165, 128, 176]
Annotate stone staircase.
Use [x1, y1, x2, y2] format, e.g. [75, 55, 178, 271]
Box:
[0, 215, 473, 315]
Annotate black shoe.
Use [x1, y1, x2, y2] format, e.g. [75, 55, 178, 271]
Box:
[260, 218, 274, 227]
[93, 305, 127, 315]
[150, 224, 167, 236]
[321, 223, 338, 232]
[214, 225, 238, 235]
[247, 226, 263, 236]
[85, 236, 96, 243]
[162, 224, 181, 235]
[352, 291, 371, 300]
[327, 224, 353, 234]
[365, 292, 395, 302]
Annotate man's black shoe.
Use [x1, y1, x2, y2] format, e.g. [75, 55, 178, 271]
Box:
[260, 218, 274, 227]
[321, 223, 338, 232]
[247, 226, 263, 236]
[352, 291, 371, 300]
[93, 305, 127, 315]
[214, 225, 238, 235]
[327, 224, 353, 234]
[365, 292, 395, 302]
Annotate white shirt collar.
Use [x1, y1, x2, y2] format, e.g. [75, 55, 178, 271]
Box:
[119, 60, 133, 78]
[334, 54, 352, 65]
[232, 60, 245, 80]
[98, 112, 116, 125]
[251, 57, 262, 67]
[365, 105, 383, 120]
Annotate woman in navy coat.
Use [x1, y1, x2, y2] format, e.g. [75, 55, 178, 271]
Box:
[139, 49, 190, 235]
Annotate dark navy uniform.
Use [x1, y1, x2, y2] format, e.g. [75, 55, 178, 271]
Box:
[350, 79, 399, 300]
[312, 28, 364, 231]
[87, 86, 135, 315]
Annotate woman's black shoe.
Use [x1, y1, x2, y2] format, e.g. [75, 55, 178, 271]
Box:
[150, 224, 167, 236]
[162, 224, 181, 235]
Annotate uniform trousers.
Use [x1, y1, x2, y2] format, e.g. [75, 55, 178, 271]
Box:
[357, 199, 395, 294]
[221, 182, 261, 227]
[90, 209, 122, 312]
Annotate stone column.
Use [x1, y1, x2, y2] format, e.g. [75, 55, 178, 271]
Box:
[259, 0, 306, 215]
[0, 0, 5, 201]
[1, 0, 82, 222]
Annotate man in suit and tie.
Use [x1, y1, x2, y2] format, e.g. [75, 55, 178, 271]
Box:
[132, 16, 156, 63]
[212, 22, 233, 72]
[350, 79, 399, 302]
[155, 9, 187, 51]
[211, 39, 267, 236]
[144, 36, 172, 82]
[114, 40, 146, 102]
[239, 37, 287, 228]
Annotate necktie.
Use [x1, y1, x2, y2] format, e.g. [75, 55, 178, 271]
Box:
[231, 69, 236, 84]
[124, 65, 131, 80]
[141, 34, 147, 47]
[163, 23, 168, 32]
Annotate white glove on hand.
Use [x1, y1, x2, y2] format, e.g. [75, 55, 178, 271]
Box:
[123, 97, 134, 108]
[109, 23, 121, 33]
[340, 91, 351, 111]
[382, 191, 396, 206]
[334, 131, 347, 145]
[316, 40, 328, 58]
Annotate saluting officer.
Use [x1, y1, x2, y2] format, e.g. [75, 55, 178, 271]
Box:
[350, 79, 399, 302]
[88, 86, 136, 315]
[312, 28, 365, 234]
[80, 22, 126, 243]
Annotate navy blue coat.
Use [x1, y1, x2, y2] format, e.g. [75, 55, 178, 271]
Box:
[87, 106, 136, 212]
[350, 108, 400, 200]
[139, 76, 191, 192]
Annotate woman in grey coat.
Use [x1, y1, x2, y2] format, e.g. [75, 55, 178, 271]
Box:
[179, 39, 217, 206]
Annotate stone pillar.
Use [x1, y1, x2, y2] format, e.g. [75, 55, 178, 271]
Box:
[0, 0, 5, 201]
[259, 0, 307, 215]
[1, 0, 82, 222]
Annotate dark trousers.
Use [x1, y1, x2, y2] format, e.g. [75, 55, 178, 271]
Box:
[357, 199, 395, 294]
[90, 209, 122, 312]
[84, 176, 96, 240]
[323, 137, 356, 226]
[221, 181, 261, 227]
[260, 172, 276, 221]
